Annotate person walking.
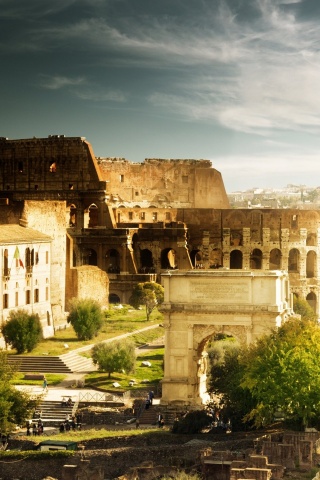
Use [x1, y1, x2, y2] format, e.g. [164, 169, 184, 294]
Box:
[42, 376, 48, 392]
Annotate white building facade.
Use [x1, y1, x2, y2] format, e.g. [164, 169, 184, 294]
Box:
[0, 225, 53, 341]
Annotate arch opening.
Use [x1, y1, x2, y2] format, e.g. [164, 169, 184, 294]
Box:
[306, 291, 317, 313]
[230, 250, 242, 269]
[161, 248, 176, 269]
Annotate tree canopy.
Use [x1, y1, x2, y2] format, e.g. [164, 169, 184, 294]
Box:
[208, 337, 255, 430]
[1, 309, 43, 353]
[67, 298, 104, 340]
[241, 318, 320, 428]
[91, 339, 136, 378]
[129, 282, 164, 321]
[0, 351, 37, 433]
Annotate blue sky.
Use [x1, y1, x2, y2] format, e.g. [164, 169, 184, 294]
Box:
[1, 0, 320, 192]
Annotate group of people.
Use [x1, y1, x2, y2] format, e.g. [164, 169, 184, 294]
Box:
[59, 411, 82, 433]
[26, 418, 44, 436]
[61, 396, 73, 407]
[209, 409, 232, 433]
[144, 391, 154, 410]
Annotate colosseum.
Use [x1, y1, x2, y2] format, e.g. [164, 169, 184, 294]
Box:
[0, 135, 318, 328]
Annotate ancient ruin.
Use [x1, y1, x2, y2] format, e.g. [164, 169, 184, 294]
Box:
[160, 269, 291, 405]
[0, 135, 319, 404]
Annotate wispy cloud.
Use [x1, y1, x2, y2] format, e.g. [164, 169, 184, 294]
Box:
[39, 75, 86, 90]
[74, 88, 126, 102]
[38, 74, 126, 102]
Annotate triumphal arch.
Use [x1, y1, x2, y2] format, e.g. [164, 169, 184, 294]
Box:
[160, 269, 291, 406]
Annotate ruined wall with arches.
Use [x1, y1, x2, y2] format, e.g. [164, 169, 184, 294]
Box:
[177, 208, 320, 317]
[160, 269, 291, 406]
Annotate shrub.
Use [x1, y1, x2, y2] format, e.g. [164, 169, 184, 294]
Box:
[171, 410, 212, 434]
[2, 309, 43, 353]
[92, 339, 136, 378]
[67, 298, 104, 340]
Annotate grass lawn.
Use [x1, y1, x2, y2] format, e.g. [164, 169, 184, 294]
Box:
[7, 306, 163, 357]
[18, 427, 171, 443]
[11, 373, 67, 386]
[85, 347, 164, 393]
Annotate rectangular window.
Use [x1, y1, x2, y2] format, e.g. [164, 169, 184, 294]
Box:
[46, 287, 49, 301]
[34, 289, 39, 303]
[120, 174, 124, 182]
[166, 212, 171, 221]
[26, 290, 31, 305]
[141, 212, 145, 220]
[153, 212, 158, 221]
[291, 215, 298, 228]
[15, 291, 19, 307]
[182, 175, 188, 184]
[3, 293, 8, 309]
[129, 212, 133, 220]
[46, 251, 49, 264]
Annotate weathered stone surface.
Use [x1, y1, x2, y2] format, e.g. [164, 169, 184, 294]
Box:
[160, 269, 290, 405]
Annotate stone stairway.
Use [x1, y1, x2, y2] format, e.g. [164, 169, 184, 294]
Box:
[7, 351, 96, 374]
[137, 404, 158, 425]
[60, 351, 96, 373]
[33, 401, 75, 427]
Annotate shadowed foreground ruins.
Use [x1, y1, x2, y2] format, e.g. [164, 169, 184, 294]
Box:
[3, 428, 320, 480]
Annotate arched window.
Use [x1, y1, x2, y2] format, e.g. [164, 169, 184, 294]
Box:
[190, 249, 202, 268]
[209, 248, 222, 269]
[306, 292, 317, 313]
[69, 204, 77, 227]
[269, 248, 281, 269]
[85, 248, 97, 266]
[230, 250, 243, 269]
[106, 249, 120, 273]
[109, 293, 121, 304]
[88, 204, 98, 228]
[306, 251, 316, 278]
[140, 249, 154, 273]
[161, 248, 176, 269]
[306, 233, 316, 246]
[288, 249, 300, 273]
[250, 249, 262, 269]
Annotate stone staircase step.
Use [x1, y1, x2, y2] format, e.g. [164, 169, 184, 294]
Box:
[60, 352, 97, 372]
[138, 405, 158, 425]
[33, 401, 75, 426]
[7, 352, 96, 373]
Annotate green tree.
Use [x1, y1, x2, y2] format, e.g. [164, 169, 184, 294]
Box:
[91, 339, 136, 378]
[241, 318, 320, 428]
[129, 282, 164, 321]
[293, 296, 317, 322]
[1, 309, 43, 353]
[67, 298, 104, 340]
[0, 351, 37, 432]
[208, 338, 255, 430]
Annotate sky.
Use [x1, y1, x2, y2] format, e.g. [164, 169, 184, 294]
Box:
[1, 0, 320, 192]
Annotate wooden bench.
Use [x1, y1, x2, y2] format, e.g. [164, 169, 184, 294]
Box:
[24, 374, 44, 381]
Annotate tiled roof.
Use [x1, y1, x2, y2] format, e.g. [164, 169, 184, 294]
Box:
[0, 224, 52, 244]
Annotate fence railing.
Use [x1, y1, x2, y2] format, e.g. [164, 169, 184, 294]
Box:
[79, 391, 124, 404]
